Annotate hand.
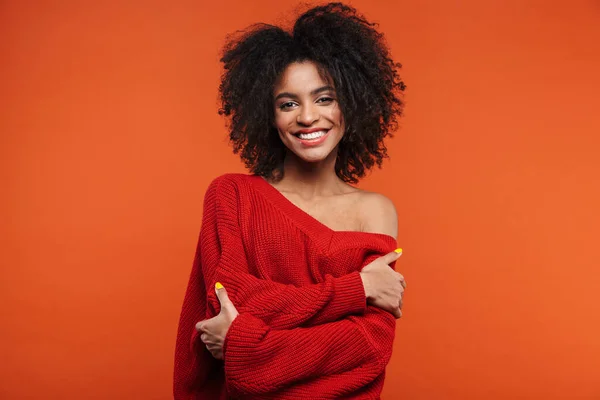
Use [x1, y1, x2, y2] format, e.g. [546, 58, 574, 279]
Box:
[360, 249, 406, 319]
[195, 283, 239, 360]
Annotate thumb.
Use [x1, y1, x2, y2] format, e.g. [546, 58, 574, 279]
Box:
[381, 248, 403, 265]
[215, 282, 234, 309]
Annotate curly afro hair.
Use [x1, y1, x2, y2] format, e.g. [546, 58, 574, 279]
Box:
[218, 2, 406, 183]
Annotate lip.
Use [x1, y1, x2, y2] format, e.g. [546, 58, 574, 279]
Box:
[294, 127, 329, 135]
[293, 129, 331, 147]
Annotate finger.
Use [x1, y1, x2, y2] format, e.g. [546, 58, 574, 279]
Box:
[392, 307, 402, 319]
[206, 347, 219, 358]
[206, 344, 222, 357]
[201, 334, 218, 344]
[215, 282, 234, 308]
[212, 349, 224, 360]
[395, 272, 406, 288]
[380, 248, 403, 265]
[196, 314, 218, 331]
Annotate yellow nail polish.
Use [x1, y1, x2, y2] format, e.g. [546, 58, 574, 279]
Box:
[215, 282, 224, 290]
[394, 248, 403, 254]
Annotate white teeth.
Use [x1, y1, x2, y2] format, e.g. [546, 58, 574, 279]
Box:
[297, 130, 326, 140]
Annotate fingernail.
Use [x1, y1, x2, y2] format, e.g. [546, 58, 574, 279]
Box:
[394, 248, 403, 254]
[215, 282, 224, 290]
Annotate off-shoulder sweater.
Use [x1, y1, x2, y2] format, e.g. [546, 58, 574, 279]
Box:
[174, 173, 398, 399]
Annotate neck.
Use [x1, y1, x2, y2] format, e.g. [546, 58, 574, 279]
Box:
[277, 148, 346, 197]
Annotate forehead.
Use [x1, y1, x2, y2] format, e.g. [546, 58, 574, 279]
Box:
[274, 62, 332, 93]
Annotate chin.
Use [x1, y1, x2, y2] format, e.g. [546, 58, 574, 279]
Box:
[298, 154, 329, 163]
[290, 146, 336, 163]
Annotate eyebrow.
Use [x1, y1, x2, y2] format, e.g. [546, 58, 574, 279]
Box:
[274, 85, 335, 101]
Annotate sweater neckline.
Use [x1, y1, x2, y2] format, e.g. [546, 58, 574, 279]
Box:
[248, 174, 397, 248]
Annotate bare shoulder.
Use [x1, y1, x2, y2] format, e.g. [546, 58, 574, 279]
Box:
[357, 190, 398, 239]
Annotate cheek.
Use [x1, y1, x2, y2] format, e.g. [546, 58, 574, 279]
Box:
[274, 112, 293, 132]
[329, 113, 344, 139]
[327, 105, 344, 128]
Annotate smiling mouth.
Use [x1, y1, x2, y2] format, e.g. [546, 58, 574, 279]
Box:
[294, 130, 329, 140]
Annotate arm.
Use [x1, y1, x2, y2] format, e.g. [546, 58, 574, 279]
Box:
[201, 175, 371, 329]
[173, 241, 221, 400]
[218, 190, 401, 397]
[174, 175, 376, 397]
[222, 306, 396, 397]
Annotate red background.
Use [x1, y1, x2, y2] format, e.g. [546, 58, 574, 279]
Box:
[2, 1, 599, 398]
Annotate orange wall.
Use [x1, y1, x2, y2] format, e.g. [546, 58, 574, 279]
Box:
[2, 1, 599, 399]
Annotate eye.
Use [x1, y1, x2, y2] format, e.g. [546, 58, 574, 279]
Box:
[279, 101, 297, 110]
[317, 97, 335, 104]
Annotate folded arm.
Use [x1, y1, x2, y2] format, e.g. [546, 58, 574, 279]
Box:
[174, 175, 379, 397]
[223, 306, 396, 397]
[201, 175, 372, 328]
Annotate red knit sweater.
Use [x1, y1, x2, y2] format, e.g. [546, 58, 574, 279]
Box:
[174, 173, 398, 399]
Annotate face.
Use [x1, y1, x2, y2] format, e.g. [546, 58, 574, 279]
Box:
[273, 61, 344, 164]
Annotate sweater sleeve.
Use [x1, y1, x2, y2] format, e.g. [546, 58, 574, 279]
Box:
[222, 306, 396, 397]
[173, 238, 224, 400]
[201, 175, 368, 329]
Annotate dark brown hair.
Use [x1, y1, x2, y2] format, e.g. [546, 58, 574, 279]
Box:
[218, 2, 406, 183]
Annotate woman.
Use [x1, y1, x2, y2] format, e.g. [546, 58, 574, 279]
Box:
[174, 3, 407, 399]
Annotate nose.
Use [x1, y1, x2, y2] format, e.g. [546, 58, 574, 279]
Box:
[296, 103, 320, 126]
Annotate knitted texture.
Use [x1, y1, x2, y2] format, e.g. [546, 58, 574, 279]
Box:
[174, 173, 398, 399]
